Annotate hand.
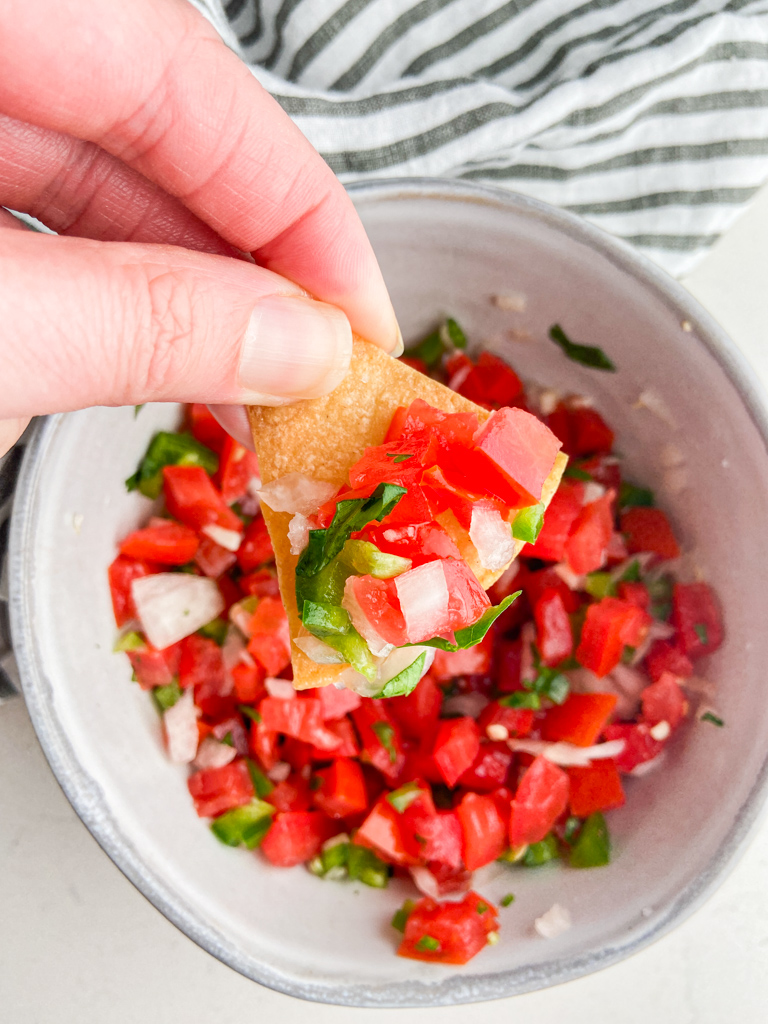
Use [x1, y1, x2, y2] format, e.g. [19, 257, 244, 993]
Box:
[0, 0, 401, 457]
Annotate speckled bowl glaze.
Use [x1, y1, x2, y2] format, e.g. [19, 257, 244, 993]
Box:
[10, 180, 768, 1006]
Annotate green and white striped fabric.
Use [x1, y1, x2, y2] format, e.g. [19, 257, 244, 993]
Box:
[199, 0, 768, 276]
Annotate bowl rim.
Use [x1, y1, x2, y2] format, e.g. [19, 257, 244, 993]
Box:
[10, 177, 768, 1006]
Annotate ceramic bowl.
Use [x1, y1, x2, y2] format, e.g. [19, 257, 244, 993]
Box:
[10, 180, 768, 1006]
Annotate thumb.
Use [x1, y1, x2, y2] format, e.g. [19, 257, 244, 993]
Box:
[0, 230, 353, 419]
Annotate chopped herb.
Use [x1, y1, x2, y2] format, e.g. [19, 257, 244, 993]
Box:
[569, 812, 610, 868]
[391, 899, 416, 933]
[210, 798, 274, 849]
[619, 559, 642, 583]
[416, 593, 521, 652]
[512, 503, 545, 544]
[153, 680, 182, 711]
[386, 452, 414, 463]
[500, 690, 541, 710]
[134, 404, 145, 418]
[372, 721, 398, 764]
[404, 318, 467, 366]
[562, 815, 582, 844]
[220, 732, 234, 747]
[387, 782, 424, 813]
[647, 574, 674, 620]
[584, 571, 616, 599]
[619, 481, 655, 508]
[245, 759, 274, 798]
[296, 482, 406, 578]
[375, 652, 427, 699]
[701, 711, 725, 727]
[500, 651, 569, 708]
[346, 844, 389, 888]
[320, 840, 349, 875]
[622, 645, 637, 665]
[476, 902, 489, 914]
[197, 617, 228, 645]
[309, 775, 323, 791]
[694, 623, 709, 645]
[239, 706, 262, 725]
[523, 833, 560, 866]
[113, 630, 145, 653]
[125, 431, 218, 499]
[442, 317, 467, 349]
[549, 324, 616, 372]
[501, 893, 515, 907]
[563, 465, 593, 482]
[415, 935, 441, 952]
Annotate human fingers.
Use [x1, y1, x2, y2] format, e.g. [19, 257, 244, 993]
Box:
[0, 230, 352, 423]
[0, 0, 400, 352]
[0, 114, 241, 256]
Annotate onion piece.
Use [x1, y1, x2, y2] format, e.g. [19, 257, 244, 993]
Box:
[582, 481, 606, 505]
[470, 506, 515, 572]
[132, 573, 224, 649]
[265, 677, 296, 699]
[163, 689, 199, 764]
[257, 473, 337, 516]
[377, 644, 435, 688]
[507, 738, 626, 766]
[194, 736, 237, 770]
[442, 692, 489, 719]
[395, 561, 450, 644]
[535, 903, 572, 939]
[293, 635, 346, 665]
[288, 513, 310, 556]
[201, 523, 242, 552]
[342, 578, 395, 658]
[553, 563, 584, 590]
[267, 761, 291, 783]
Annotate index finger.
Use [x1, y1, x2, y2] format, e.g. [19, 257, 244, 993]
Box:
[0, 0, 400, 351]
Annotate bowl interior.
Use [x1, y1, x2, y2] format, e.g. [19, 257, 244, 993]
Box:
[12, 183, 768, 1005]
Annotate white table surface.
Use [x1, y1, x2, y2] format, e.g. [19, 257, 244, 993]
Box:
[4, 187, 768, 1024]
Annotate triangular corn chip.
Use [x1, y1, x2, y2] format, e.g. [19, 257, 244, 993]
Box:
[249, 339, 565, 688]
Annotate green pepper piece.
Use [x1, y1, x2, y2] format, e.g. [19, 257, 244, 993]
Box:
[619, 481, 655, 508]
[512, 503, 545, 544]
[522, 833, 560, 866]
[197, 618, 229, 645]
[569, 812, 610, 868]
[125, 431, 219, 499]
[245, 759, 274, 798]
[391, 898, 417, 933]
[210, 798, 275, 849]
[153, 679, 182, 711]
[347, 844, 389, 888]
[339, 539, 411, 579]
[301, 600, 351, 637]
[113, 630, 145, 653]
[295, 555, 353, 610]
[584, 571, 616, 599]
[386, 782, 423, 814]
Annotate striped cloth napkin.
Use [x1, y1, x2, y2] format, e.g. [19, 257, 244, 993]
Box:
[197, 0, 768, 276]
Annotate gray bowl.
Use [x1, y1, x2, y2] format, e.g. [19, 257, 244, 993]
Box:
[10, 179, 768, 1006]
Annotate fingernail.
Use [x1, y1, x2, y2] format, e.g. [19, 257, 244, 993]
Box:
[207, 405, 255, 451]
[391, 324, 404, 358]
[238, 295, 352, 405]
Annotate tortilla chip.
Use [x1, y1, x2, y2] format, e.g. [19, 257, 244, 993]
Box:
[248, 338, 564, 688]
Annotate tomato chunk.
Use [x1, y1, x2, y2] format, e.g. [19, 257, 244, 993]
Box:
[604, 722, 664, 772]
[188, 761, 254, 818]
[565, 493, 614, 575]
[458, 742, 513, 792]
[671, 583, 723, 657]
[387, 674, 442, 741]
[260, 811, 335, 867]
[473, 407, 562, 507]
[568, 408, 614, 456]
[352, 700, 406, 782]
[534, 588, 574, 666]
[259, 697, 341, 750]
[640, 671, 688, 729]
[188, 404, 227, 453]
[576, 597, 651, 677]
[567, 760, 625, 816]
[645, 639, 693, 682]
[398, 891, 498, 964]
[163, 465, 242, 534]
[432, 717, 481, 787]
[119, 522, 199, 565]
[127, 641, 181, 689]
[237, 515, 275, 572]
[108, 555, 158, 627]
[525, 480, 584, 562]
[217, 435, 260, 505]
[457, 792, 507, 870]
[246, 597, 291, 676]
[312, 758, 369, 819]
[509, 756, 569, 848]
[345, 575, 408, 647]
[620, 507, 680, 560]
[541, 692, 617, 747]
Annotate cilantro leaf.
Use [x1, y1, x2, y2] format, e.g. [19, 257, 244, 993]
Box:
[413, 593, 521, 652]
[372, 721, 398, 764]
[376, 652, 427, 699]
[549, 324, 615, 372]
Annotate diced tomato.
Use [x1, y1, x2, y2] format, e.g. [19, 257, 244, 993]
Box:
[348, 436, 434, 492]
[458, 742, 513, 792]
[194, 535, 237, 578]
[568, 407, 615, 457]
[126, 641, 181, 689]
[604, 722, 664, 772]
[231, 660, 266, 703]
[455, 352, 524, 408]
[246, 597, 291, 676]
[578, 454, 622, 493]
[431, 632, 493, 683]
[345, 575, 409, 647]
[312, 758, 369, 818]
[541, 692, 617, 747]
[534, 588, 574, 666]
[216, 435, 260, 505]
[179, 634, 225, 690]
[645, 639, 693, 681]
[399, 356, 428, 374]
[620, 507, 680, 560]
[387, 674, 443, 741]
[237, 515, 274, 573]
[163, 465, 242, 534]
[671, 583, 723, 658]
[352, 700, 406, 782]
[108, 555, 158, 627]
[456, 791, 507, 870]
[188, 761, 254, 818]
[281, 737, 314, 774]
[576, 597, 652, 677]
[217, 573, 242, 614]
[565, 493, 614, 575]
[617, 581, 650, 611]
[356, 796, 419, 865]
[567, 760, 625, 816]
[119, 522, 199, 565]
[525, 480, 584, 562]
[259, 697, 342, 750]
[605, 531, 629, 564]
[239, 567, 281, 598]
[641, 671, 688, 729]
[546, 402, 572, 450]
[313, 685, 362, 720]
[309, 717, 360, 760]
[260, 811, 335, 867]
[365, 520, 461, 566]
[188, 403, 227, 453]
[398, 891, 498, 965]
[442, 559, 492, 631]
[477, 701, 534, 739]
[267, 774, 312, 813]
[521, 566, 581, 612]
[509, 755, 569, 848]
[494, 637, 523, 693]
[418, 811, 463, 869]
[432, 717, 481, 788]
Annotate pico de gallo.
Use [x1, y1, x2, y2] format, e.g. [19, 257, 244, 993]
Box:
[110, 322, 723, 966]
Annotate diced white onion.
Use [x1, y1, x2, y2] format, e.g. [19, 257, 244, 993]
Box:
[537, 388, 560, 416]
[582, 481, 606, 505]
[507, 738, 626, 767]
[553, 563, 584, 590]
[378, 645, 435, 688]
[650, 720, 671, 741]
[629, 751, 666, 776]
[608, 663, 648, 699]
[342, 578, 395, 659]
[267, 761, 291, 783]
[470, 506, 515, 572]
[132, 574, 224, 649]
[410, 866, 441, 900]
[163, 689, 199, 764]
[395, 561, 449, 644]
[487, 723, 509, 741]
[265, 677, 296, 699]
[535, 903, 572, 939]
[213, 718, 248, 756]
[221, 625, 250, 673]
[201, 523, 242, 552]
[633, 389, 677, 428]
[493, 292, 527, 312]
[228, 599, 254, 638]
[442, 692, 489, 719]
[287, 513, 310, 555]
[293, 635, 346, 665]
[194, 736, 237, 770]
[257, 473, 337, 516]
